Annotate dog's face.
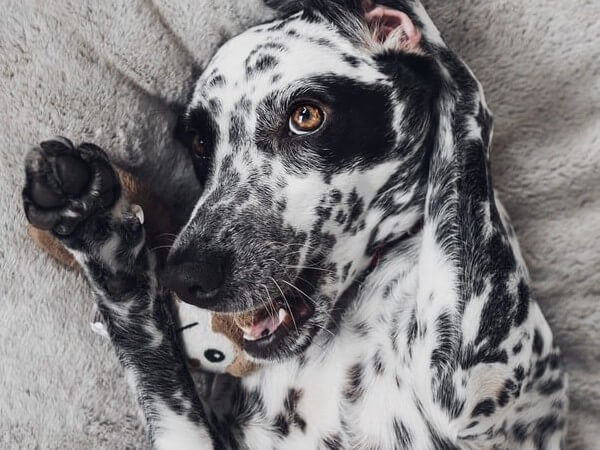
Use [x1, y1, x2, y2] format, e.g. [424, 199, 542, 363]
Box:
[167, 1, 439, 362]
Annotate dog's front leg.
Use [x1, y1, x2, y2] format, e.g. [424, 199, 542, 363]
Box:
[21, 139, 233, 449]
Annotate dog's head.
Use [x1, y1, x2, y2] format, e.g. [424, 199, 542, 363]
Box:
[165, 0, 470, 362]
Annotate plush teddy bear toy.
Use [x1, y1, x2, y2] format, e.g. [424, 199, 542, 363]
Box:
[28, 162, 258, 377]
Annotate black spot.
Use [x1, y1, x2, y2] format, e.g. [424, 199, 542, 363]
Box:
[514, 365, 525, 381]
[234, 96, 252, 114]
[208, 98, 222, 115]
[533, 415, 564, 449]
[512, 341, 523, 355]
[284, 388, 307, 433]
[342, 54, 361, 67]
[297, 354, 307, 368]
[426, 419, 460, 450]
[341, 262, 352, 282]
[295, 415, 307, 433]
[344, 189, 364, 233]
[344, 363, 364, 403]
[430, 309, 455, 374]
[354, 320, 370, 337]
[372, 349, 384, 375]
[382, 281, 395, 299]
[285, 388, 302, 411]
[533, 359, 549, 382]
[532, 329, 544, 355]
[335, 209, 347, 225]
[538, 378, 564, 396]
[207, 74, 226, 87]
[258, 42, 287, 52]
[548, 353, 560, 370]
[246, 54, 279, 77]
[514, 279, 530, 325]
[321, 433, 342, 450]
[228, 113, 247, 147]
[471, 398, 496, 417]
[273, 413, 289, 437]
[512, 421, 528, 442]
[406, 309, 417, 351]
[392, 418, 412, 448]
[329, 189, 342, 204]
[497, 379, 516, 407]
[316, 205, 332, 222]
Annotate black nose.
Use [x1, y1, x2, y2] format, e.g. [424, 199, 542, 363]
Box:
[164, 252, 227, 308]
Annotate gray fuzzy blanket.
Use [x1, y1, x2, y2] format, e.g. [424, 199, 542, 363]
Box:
[0, 1, 598, 448]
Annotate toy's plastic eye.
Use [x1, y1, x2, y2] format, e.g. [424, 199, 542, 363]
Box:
[204, 349, 225, 363]
[289, 104, 324, 135]
[192, 135, 207, 158]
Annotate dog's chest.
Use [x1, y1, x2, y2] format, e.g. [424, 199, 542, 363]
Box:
[241, 264, 442, 449]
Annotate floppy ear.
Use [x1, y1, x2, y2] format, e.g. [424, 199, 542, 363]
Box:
[364, 4, 421, 51]
[301, 0, 421, 52]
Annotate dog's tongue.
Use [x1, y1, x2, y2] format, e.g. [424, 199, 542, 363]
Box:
[235, 308, 289, 341]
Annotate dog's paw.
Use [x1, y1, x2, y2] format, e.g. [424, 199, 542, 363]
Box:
[22, 137, 120, 237]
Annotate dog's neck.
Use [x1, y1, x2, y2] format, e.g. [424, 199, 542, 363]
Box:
[307, 219, 424, 356]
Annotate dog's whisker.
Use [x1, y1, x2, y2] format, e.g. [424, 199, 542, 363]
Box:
[279, 279, 318, 308]
[284, 264, 337, 274]
[150, 244, 174, 252]
[260, 284, 277, 320]
[270, 277, 299, 334]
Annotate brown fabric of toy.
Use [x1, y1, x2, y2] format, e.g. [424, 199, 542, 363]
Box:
[211, 314, 258, 377]
[28, 226, 79, 269]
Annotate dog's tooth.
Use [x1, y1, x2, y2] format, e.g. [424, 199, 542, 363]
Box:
[278, 308, 287, 324]
[243, 333, 259, 342]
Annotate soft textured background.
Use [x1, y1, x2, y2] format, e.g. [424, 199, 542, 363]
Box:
[0, 0, 598, 448]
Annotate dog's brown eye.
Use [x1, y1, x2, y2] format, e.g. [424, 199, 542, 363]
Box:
[289, 104, 324, 135]
[191, 135, 206, 158]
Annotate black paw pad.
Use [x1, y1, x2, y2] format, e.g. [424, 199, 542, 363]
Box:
[29, 176, 65, 209]
[55, 155, 91, 195]
[23, 138, 120, 236]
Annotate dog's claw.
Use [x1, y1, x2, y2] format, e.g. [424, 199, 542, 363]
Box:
[131, 204, 144, 224]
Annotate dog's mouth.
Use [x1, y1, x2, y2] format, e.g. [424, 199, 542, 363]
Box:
[232, 273, 317, 359]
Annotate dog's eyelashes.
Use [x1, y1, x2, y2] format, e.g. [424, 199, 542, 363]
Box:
[289, 104, 324, 135]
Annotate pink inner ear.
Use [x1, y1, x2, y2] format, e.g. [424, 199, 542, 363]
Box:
[365, 6, 421, 50]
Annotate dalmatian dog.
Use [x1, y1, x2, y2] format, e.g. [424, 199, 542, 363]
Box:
[22, 0, 568, 448]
